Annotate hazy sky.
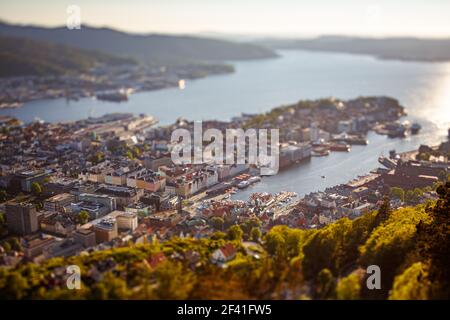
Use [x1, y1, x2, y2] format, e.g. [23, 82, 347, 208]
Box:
[1, 0, 450, 37]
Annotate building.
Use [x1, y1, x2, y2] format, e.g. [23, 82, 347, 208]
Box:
[22, 235, 56, 259]
[5, 202, 39, 235]
[95, 184, 141, 208]
[43, 239, 83, 258]
[116, 212, 138, 231]
[39, 212, 76, 237]
[78, 193, 117, 212]
[12, 170, 52, 193]
[126, 168, 166, 192]
[43, 193, 75, 212]
[211, 243, 237, 264]
[144, 156, 173, 171]
[70, 200, 110, 219]
[310, 122, 320, 142]
[73, 228, 96, 248]
[104, 167, 131, 186]
[93, 218, 118, 243]
[124, 202, 154, 217]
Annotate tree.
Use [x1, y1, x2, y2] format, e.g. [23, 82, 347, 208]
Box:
[153, 261, 194, 299]
[390, 187, 404, 202]
[31, 182, 42, 195]
[316, 268, 336, 299]
[88, 151, 104, 165]
[250, 227, 262, 242]
[264, 231, 286, 256]
[132, 146, 142, 158]
[78, 211, 90, 224]
[389, 262, 430, 300]
[0, 189, 7, 202]
[9, 238, 21, 251]
[125, 150, 134, 159]
[405, 190, 416, 203]
[1, 242, 11, 253]
[0, 271, 29, 299]
[241, 218, 261, 235]
[227, 225, 243, 241]
[375, 196, 391, 226]
[336, 272, 361, 300]
[210, 217, 224, 231]
[413, 182, 450, 299]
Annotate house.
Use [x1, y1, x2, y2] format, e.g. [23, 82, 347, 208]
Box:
[39, 212, 76, 237]
[211, 243, 237, 264]
[147, 252, 166, 268]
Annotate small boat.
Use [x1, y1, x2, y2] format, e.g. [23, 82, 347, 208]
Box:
[248, 176, 261, 184]
[321, 175, 326, 179]
[96, 90, 129, 102]
[329, 143, 351, 152]
[237, 180, 250, 189]
[312, 148, 330, 157]
[410, 123, 421, 134]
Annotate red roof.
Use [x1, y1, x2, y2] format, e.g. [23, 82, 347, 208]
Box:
[147, 252, 166, 268]
[220, 243, 236, 258]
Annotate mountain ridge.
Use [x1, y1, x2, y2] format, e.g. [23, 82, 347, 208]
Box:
[0, 22, 278, 65]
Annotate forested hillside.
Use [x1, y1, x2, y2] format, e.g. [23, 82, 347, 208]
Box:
[0, 36, 135, 77]
[0, 182, 448, 300]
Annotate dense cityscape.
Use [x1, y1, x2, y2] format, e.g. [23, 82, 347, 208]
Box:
[0, 92, 449, 299]
[0, 0, 449, 306]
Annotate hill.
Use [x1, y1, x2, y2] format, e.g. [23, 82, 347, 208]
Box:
[259, 36, 450, 62]
[0, 182, 448, 300]
[0, 36, 136, 77]
[0, 22, 277, 65]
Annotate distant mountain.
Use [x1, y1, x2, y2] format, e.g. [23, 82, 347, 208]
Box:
[259, 36, 450, 62]
[0, 22, 277, 65]
[0, 36, 135, 77]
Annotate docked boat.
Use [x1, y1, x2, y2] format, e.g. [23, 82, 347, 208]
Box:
[237, 180, 250, 189]
[96, 90, 129, 102]
[311, 148, 330, 157]
[329, 143, 351, 152]
[410, 123, 421, 134]
[248, 176, 261, 184]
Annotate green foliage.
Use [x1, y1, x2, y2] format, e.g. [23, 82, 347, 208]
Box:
[31, 182, 42, 195]
[389, 262, 430, 300]
[0, 189, 7, 202]
[0, 36, 136, 77]
[359, 205, 432, 298]
[88, 152, 105, 165]
[153, 261, 195, 299]
[316, 268, 336, 299]
[0, 183, 448, 300]
[241, 218, 261, 235]
[78, 210, 90, 224]
[0, 270, 29, 299]
[209, 216, 224, 231]
[125, 150, 134, 160]
[390, 187, 405, 202]
[250, 227, 262, 242]
[227, 225, 243, 241]
[336, 271, 362, 300]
